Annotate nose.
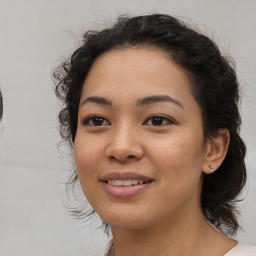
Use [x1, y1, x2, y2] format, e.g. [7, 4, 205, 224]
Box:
[105, 125, 144, 162]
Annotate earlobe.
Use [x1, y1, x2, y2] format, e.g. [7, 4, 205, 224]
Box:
[202, 129, 230, 174]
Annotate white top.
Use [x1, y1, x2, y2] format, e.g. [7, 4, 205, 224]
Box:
[93, 241, 256, 256]
[224, 242, 256, 256]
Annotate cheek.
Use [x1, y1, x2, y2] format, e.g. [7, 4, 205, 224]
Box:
[73, 136, 103, 195]
[149, 133, 204, 182]
[148, 137, 204, 208]
[74, 133, 102, 170]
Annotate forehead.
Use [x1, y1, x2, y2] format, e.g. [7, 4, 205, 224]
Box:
[80, 47, 198, 112]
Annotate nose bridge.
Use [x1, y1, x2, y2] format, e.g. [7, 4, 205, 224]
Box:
[105, 121, 143, 161]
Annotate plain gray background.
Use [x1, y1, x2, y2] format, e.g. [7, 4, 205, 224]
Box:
[0, 0, 255, 255]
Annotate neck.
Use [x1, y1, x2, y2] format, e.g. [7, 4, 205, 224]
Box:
[110, 207, 235, 256]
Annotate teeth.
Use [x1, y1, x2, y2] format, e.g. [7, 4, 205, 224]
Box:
[107, 179, 146, 186]
[123, 180, 131, 186]
[132, 180, 139, 185]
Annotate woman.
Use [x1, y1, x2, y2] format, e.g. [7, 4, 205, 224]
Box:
[53, 14, 256, 256]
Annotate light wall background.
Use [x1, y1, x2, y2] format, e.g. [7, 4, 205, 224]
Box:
[0, 0, 255, 255]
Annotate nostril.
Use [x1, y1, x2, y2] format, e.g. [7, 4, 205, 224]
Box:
[108, 154, 138, 161]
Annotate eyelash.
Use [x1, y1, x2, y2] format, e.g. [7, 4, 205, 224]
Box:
[143, 115, 176, 126]
[82, 115, 110, 126]
[82, 114, 176, 127]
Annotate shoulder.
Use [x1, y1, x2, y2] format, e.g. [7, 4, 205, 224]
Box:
[92, 241, 256, 256]
[92, 240, 113, 256]
[224, 242, 256, 256]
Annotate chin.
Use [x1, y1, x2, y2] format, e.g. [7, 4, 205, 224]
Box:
[106, 218, 151, 231]
[97, 206, 158, 231]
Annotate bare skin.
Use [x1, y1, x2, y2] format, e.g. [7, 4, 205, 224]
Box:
[74, 47, 236, 256]
[110, 203, 236, 256]
[109, 176, 236, 256]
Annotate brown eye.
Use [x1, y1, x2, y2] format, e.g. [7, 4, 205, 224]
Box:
[144, 115, 174, 126]
[151, 116, 165, 126]
[83, 115, 110, 126]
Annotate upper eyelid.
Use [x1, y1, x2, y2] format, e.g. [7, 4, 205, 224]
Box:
[82, 115, 110, 125]
[143, 115, 176, 125]
[145, 114, 173, 120]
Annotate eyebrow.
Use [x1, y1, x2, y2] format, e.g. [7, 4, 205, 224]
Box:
[136, 95, 184, 109]
[80, 96, 112, 107]
[80, 95, 184, 110]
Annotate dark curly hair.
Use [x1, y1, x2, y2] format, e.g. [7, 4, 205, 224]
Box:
[0, 90, 2, 120]
[53, 14, 246, 236]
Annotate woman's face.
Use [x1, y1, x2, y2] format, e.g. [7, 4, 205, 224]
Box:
[74, 47, 209, 230]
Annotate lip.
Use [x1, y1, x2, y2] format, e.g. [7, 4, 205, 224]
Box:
[102, 181, 153, 198]
[100, 172, 154, 198]
[100, 172, 153, 182]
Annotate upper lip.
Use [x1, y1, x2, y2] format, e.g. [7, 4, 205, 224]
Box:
[100, 172, 154, 182]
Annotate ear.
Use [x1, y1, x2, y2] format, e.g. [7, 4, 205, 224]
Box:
[202, 129, 230, 174]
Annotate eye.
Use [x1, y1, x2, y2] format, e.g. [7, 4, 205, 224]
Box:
[143, 115, 175, 126]
[82, 115, 110, 126]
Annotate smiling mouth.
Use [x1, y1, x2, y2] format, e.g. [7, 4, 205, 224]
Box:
[106, 179, 152, 186]
[102, 178, 153, 197]
[100, 172, 154, 196]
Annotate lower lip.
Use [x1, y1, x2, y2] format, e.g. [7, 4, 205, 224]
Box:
[102, 182, 152, 198]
